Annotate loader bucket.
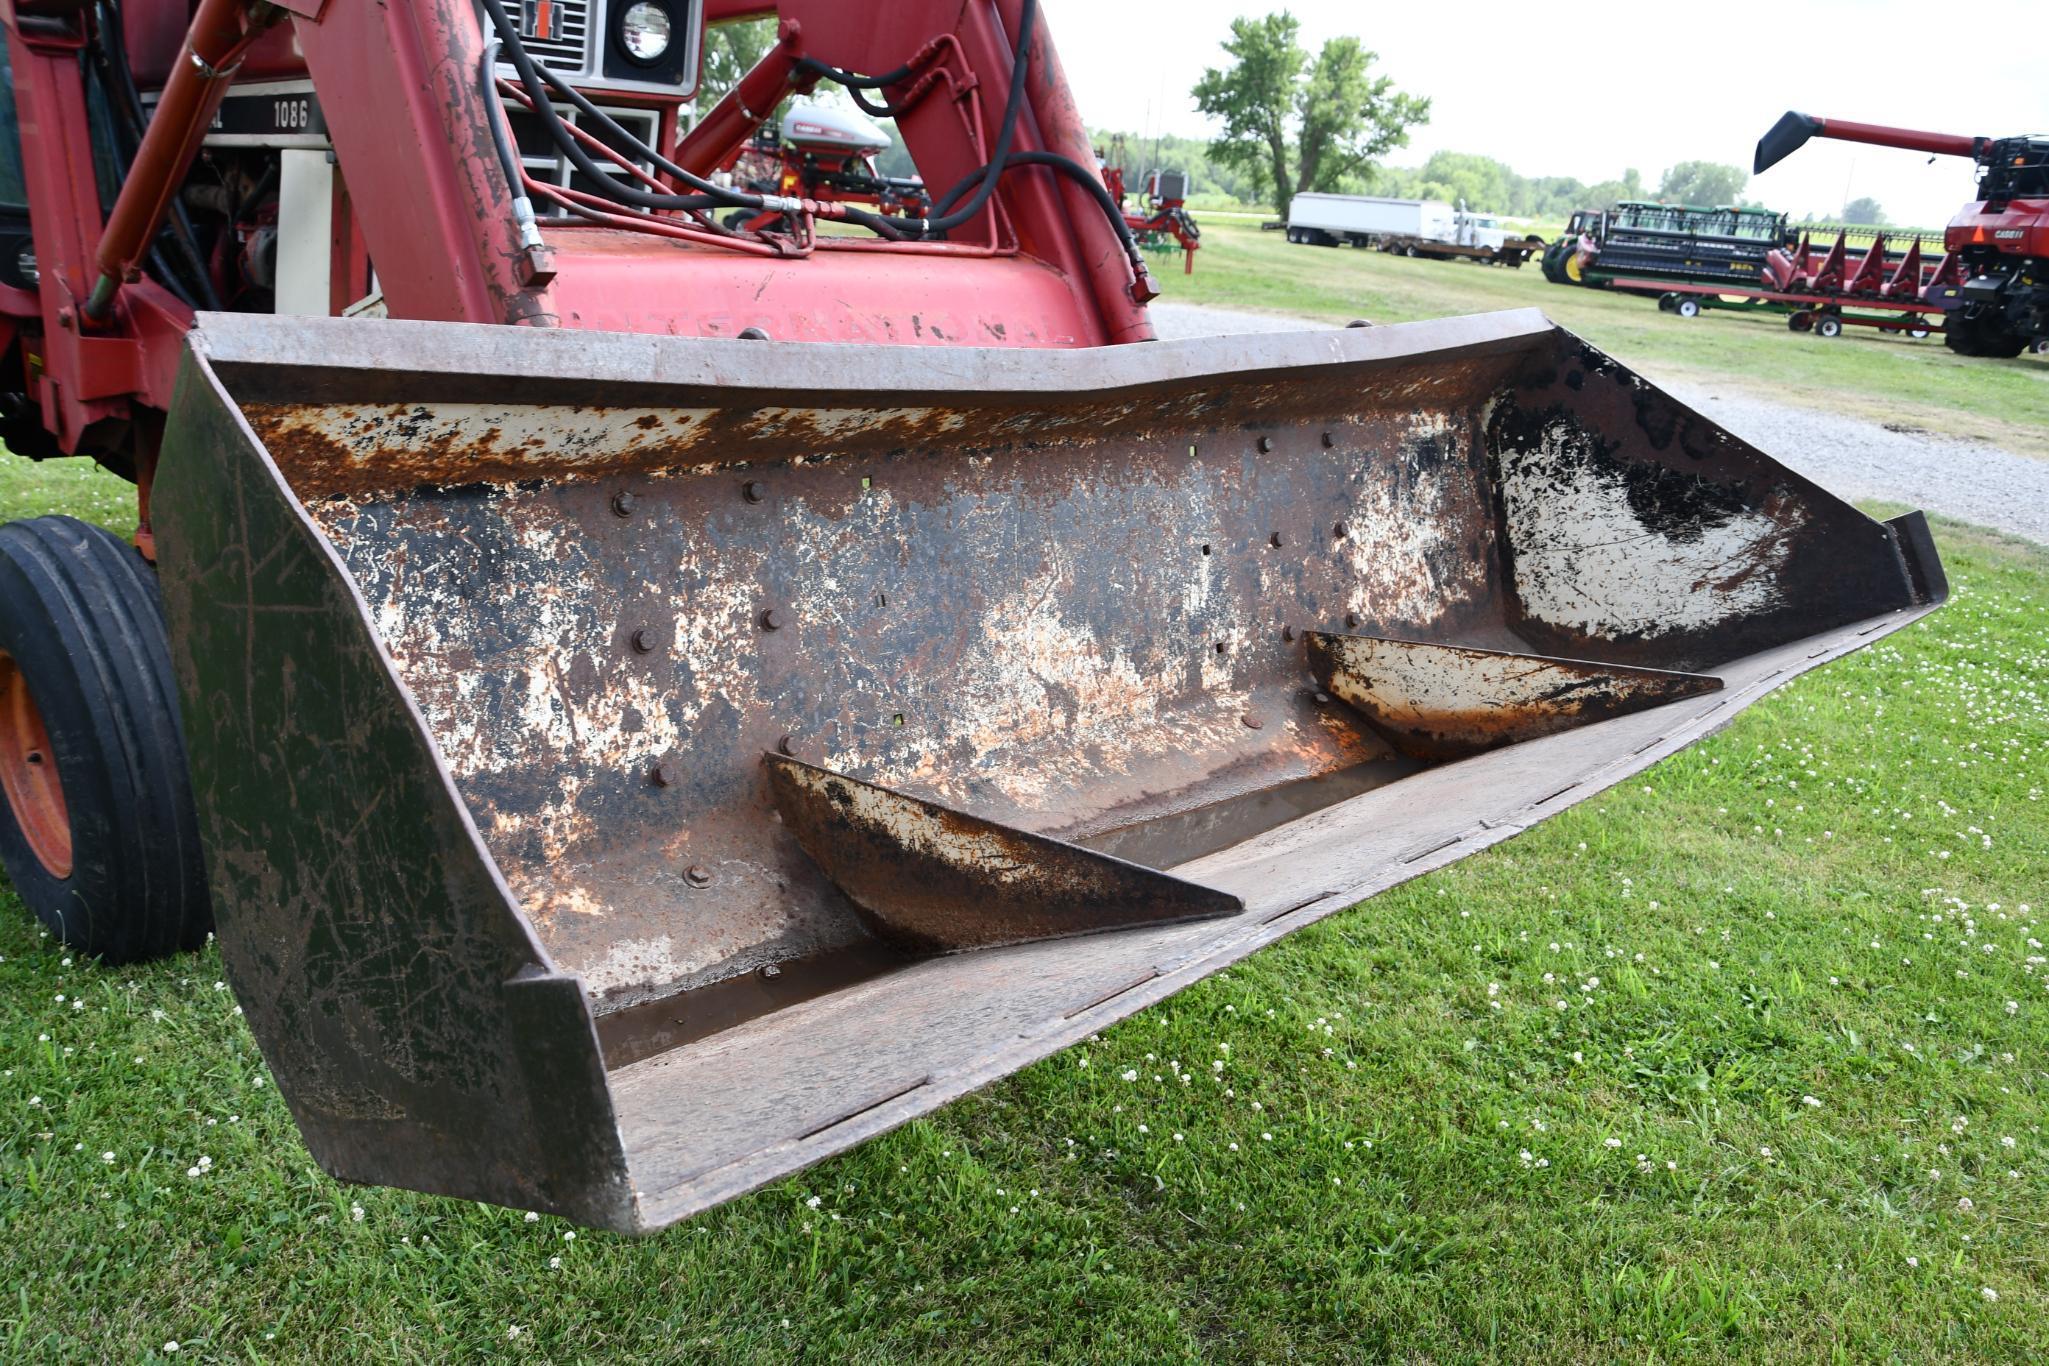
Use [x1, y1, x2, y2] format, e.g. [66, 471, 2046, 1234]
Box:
[152, 310, 1944, 1232]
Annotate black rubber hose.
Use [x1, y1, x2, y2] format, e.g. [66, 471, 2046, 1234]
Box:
[792, 56, 923, 120]
[930, 149, 1144, 266]
[910, 0, 1037, 238]
[478, 40, 525, 192]
[477, 0, 904, 239]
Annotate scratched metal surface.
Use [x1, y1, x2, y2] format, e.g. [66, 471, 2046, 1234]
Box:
[156, 311, 1946, 1231]
[239, 352, 1515, 1009]
[206, 313, 1926, 1017]
[153, 350, 635, 1230]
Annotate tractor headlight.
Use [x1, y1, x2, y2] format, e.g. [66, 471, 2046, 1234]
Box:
[617, 2, 672, 65]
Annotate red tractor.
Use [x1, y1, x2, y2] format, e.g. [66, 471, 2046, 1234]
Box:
[1756, 113, 2049, 357]
[0, 0, 1942, 1231]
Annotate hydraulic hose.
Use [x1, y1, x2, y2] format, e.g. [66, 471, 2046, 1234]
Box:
[477, 0, 904, 239]
[930, 149, 1149, 276]
[910, 0, 1037, 238]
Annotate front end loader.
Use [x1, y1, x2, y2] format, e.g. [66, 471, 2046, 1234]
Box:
[0, 0, 1944, 1231]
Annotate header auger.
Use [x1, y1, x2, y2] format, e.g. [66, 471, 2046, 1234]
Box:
[0, 0, 1946, 1230]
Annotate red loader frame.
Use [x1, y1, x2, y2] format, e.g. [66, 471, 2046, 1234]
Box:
[0, 0, 1161, 552]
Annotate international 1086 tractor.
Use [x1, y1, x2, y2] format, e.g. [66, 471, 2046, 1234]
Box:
[0, 0, 1945, 1231]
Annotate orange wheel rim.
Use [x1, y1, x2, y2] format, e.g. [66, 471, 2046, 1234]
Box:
[0, 653, 71, 878]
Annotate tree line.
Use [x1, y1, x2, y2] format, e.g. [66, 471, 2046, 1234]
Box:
[696, 13, 1780, 224]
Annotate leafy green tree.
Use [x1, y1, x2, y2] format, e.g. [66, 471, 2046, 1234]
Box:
[1842, 196, 1888, 226]
[1581, 168, 1646, 209]
[699, 18, 777, 107]
[1657, 160, 1747, 206]
[1191, 12, 1429, 218]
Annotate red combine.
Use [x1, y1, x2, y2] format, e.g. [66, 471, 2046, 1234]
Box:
[1755, 113, 2049, 357]
[0, 0, 1944, 1230]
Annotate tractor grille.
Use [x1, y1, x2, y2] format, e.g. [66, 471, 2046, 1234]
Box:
[503, 99, 661, 210]
[522, 0, 592, 74]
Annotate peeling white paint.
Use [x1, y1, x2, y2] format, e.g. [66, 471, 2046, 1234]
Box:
[1498, 416, 1801, 640]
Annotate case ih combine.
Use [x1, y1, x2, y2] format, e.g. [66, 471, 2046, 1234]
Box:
[1755, 113, 2049, 357]
[0, 0, 1944, 1231]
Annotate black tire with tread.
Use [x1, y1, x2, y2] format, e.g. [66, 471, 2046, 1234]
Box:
[0, 516, 210, 961]
[1944, 311, 2027, 359]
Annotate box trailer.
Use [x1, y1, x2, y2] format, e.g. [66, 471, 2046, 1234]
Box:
[1286, 194, 1452, 246]
[1287, 194, 1544, 267]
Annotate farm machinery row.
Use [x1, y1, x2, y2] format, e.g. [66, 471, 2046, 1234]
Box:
[1747, 113, 2049, 358]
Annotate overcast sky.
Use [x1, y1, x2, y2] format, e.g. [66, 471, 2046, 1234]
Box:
[1039, 0, 2042, 228]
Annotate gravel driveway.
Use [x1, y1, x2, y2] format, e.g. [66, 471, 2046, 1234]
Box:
[1149, 302, 2049, 546]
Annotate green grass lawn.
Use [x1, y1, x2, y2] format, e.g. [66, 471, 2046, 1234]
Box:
[1, 356, 2046, 1357]
[1155, 222, 2049, 459]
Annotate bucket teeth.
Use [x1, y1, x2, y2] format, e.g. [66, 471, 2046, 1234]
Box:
[765, 754, 1243, 954]
[1306, 633, 1723, 762]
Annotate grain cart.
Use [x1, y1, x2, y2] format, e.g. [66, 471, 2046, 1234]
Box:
[0, 0, 1946, 1232]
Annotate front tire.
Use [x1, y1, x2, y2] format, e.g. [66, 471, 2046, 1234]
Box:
[1944, 310, 2027, 358]
[0, 517, 210, 961]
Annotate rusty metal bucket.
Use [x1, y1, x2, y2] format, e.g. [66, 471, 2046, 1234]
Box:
[152, 310, 1944, 1232]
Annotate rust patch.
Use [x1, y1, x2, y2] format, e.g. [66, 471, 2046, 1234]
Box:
[766, 755, 1242, 953]
[1307, 633, 1722, 761]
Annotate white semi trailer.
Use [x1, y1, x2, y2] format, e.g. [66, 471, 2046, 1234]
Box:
[1285, 194, 1543, 267]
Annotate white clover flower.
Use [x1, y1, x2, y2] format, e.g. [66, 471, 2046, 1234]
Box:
[1981, 1287, 1998, 1303]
